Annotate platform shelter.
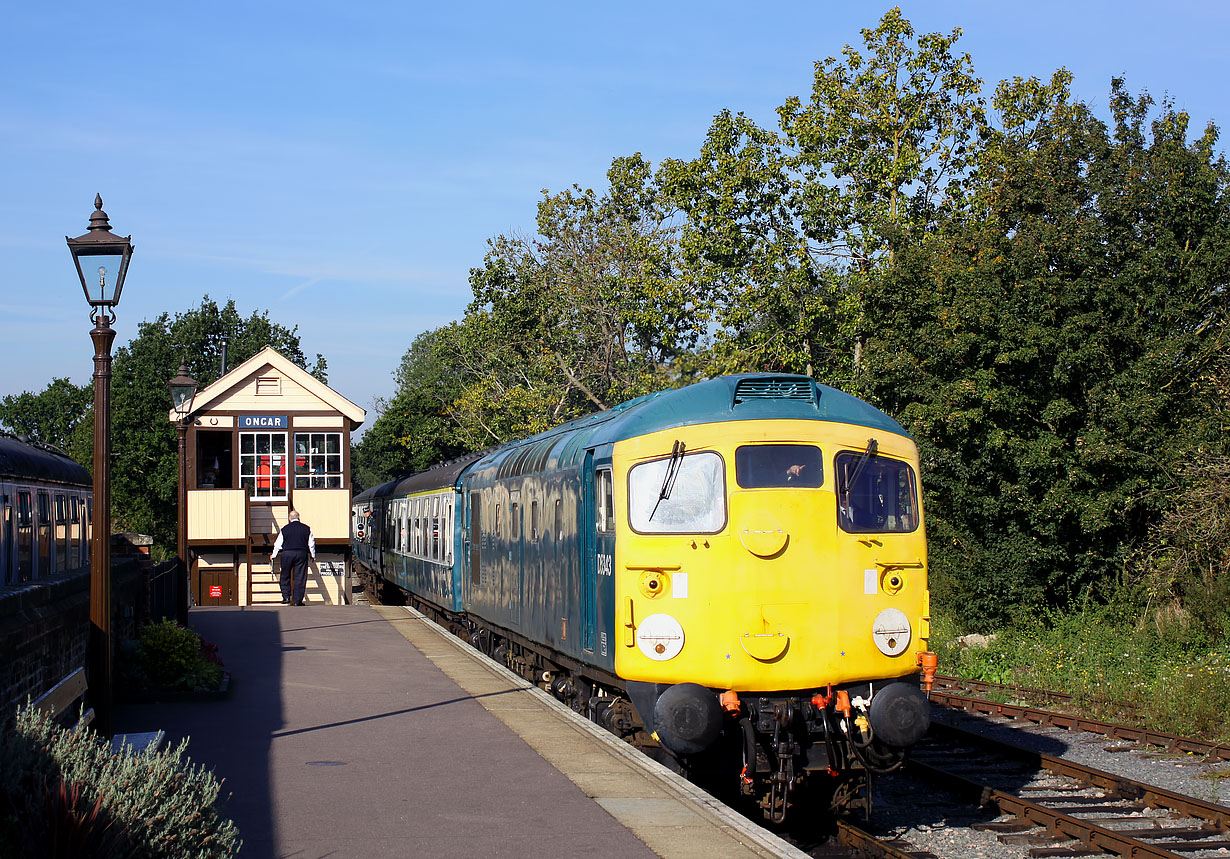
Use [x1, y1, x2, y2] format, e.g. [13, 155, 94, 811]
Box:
[167, 347, 365, 606]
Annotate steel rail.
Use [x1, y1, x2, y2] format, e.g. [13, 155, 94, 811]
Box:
[833, 821, 935, 859]
[927, 721, 1230, 829]
[908, 756, 1200, 859]
[930, 690, 1230, 763]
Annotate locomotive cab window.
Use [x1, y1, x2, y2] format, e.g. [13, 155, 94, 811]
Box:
[596, 468, 615, 532]
[834, 450, 919, 533]
[736, 444, 823, 488]
[628, 451, 726, 534]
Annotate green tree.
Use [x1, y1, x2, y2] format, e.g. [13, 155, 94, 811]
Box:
[456, 154, 702, 444]
[88, 297, 323, 553]
[866, 75, 1230, 628]
[661, 7, 985, 383]
[0, 378, 91, 455]
[352, 327, 469, 491]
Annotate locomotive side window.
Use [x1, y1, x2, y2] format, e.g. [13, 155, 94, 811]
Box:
[735, 444, 823, 489]
[834, 451, 919, 533]
[596, 469, 615, 532]
[628, 451, 726, 534]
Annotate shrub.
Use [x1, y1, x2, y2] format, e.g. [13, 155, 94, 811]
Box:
[0, 705, 240, 857]
[940, 606, 1230, 742]
[120, 620, 224, 694]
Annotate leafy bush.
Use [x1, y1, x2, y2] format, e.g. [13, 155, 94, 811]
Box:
[0, 705, 240, 857]
[940, 606, 1230, 743]
[120, 620, 224, 694]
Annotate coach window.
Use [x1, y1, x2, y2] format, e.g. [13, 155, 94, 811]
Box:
[2, 498, 12, 584]
[531, 500, 539, 540]
[70, 497, 82, 567]
[294, 432, 343, 489]
[554, 499, 562, 541]
[17, 491, 33, 582]
[55, 494, 68, 571]
[240, 431, 288, 499]
[36, 492, 51, 575]
[435, 498, 444, 561]
[628, 451, 726, 534]
[511, 502, 520, 540]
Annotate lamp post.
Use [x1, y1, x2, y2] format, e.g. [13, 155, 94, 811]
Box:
[168, 364, 198, 625]
[67, 194, 132, 739]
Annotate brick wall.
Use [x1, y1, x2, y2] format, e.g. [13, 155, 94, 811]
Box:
[0, 534, 155, 730]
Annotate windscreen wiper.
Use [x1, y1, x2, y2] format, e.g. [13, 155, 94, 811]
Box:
[840, 437, 878, 512]
[649, 440, 685, 521]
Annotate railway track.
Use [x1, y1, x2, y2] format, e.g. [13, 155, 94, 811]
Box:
[904, 719, 1230, 857]
[931, 675, 1230, 762]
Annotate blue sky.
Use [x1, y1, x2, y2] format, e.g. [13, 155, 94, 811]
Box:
[3, 1, 1225, 434]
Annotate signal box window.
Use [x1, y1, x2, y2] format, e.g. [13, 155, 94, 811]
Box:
[240, 432, 288, 499]
[294, 432, 343, 488]
[736, 444, 823, 489]
[834, 451, 919, 533]
[628, 451, 726, 534]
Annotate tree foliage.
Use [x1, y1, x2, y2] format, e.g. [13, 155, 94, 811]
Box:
[865, 75, 1230, 626]
[5, 298, 322, 555]
[0, 378, 92, 454]
[456, 154, 704, 445]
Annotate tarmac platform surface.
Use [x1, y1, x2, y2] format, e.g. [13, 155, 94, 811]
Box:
[115, 605, 806, 859]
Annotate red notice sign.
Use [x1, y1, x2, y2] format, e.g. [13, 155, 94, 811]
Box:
[209, 585, 223, 598]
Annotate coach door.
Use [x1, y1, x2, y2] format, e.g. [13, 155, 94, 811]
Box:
[467, 491, 481, 594]
[1, 495, 12, 585]
[580, 455, 601, 653]
[36, 492, 52, 576]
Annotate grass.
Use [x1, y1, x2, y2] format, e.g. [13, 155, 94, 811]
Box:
[929, 608, 1230, 744]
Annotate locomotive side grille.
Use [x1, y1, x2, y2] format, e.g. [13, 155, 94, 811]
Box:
[733, 378, 816, 405]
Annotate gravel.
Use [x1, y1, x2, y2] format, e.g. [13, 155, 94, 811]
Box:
[863, 706, 1230, 858]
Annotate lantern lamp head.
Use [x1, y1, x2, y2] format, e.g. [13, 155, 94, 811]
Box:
[66, 194, 133, 311]
[168, 363, 199, 421]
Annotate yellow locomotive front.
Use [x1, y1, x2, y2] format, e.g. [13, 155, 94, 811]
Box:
[612, 410, 934, 819]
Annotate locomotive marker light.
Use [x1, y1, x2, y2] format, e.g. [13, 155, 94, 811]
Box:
[871, 607, 912, 657]
[67, 194, 133, 739]
[168, 363, 199, 625]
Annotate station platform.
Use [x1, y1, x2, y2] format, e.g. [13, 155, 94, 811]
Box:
[115, 604, 806, 859]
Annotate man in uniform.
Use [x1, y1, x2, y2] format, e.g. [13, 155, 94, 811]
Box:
[272, 510, 315, 605]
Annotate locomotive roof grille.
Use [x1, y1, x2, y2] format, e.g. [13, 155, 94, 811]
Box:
[733, 378, 816, 405]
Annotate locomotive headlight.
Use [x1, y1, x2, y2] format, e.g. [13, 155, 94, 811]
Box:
[636, 613, 685, 661]
[872, 608, 911, 656]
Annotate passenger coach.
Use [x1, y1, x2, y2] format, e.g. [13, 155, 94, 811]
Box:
[1, 433, 92, 586]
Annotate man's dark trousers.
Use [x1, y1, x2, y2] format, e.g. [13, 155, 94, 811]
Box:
[279, 550, 309, 604]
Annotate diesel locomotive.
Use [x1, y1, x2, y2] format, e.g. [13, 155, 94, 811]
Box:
[352, 374, 936, 821]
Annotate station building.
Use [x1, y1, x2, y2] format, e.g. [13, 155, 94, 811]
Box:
[167, 347, 365, 606]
